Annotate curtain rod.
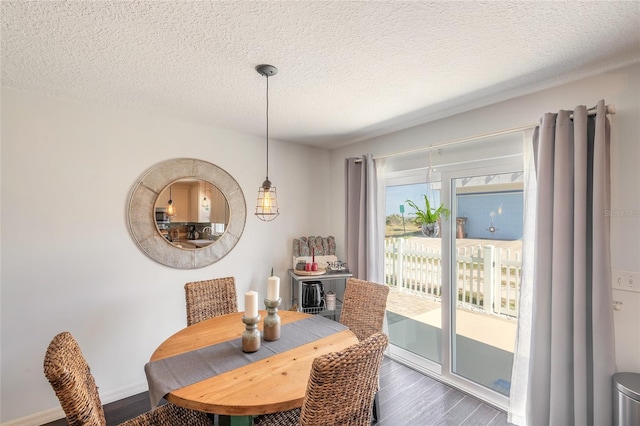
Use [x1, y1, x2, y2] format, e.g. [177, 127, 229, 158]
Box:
[371, 104, 615, 161]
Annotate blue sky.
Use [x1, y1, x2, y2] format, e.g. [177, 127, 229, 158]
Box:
[386, 183, 440, 217]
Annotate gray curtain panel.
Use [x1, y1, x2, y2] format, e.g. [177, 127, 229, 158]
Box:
[345, 155, 383, 281]
[519, 100, 616, 425]
[345, 156, 367, 280]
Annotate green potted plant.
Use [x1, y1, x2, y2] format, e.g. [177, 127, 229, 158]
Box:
[405, 194, 451, 237]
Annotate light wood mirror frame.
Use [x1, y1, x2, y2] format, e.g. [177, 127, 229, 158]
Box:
[127, 158, 246, 269]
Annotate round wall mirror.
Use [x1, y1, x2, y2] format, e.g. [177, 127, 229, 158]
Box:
[127, 158, 246, 269]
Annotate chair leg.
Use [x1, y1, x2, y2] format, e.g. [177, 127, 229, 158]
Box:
[372, 391, 380, 423]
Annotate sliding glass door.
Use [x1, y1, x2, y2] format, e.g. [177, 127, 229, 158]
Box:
[385, 154, 524, 409]
[446, 169, 522, 400]
[385, 181, 444, 370]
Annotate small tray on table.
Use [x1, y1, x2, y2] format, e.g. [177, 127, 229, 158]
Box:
[293, 268, 327, 276]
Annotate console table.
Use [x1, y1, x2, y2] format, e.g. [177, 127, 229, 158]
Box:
[288, 269, 353, 321]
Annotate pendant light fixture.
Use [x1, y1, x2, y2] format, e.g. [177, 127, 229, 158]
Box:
[255, 64, 280, 221]
[201, 181, 210, 211]
[166, 184, 176, 217]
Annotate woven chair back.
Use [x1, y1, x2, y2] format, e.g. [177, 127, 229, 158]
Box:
[185, 277, 238, 326]
[43, 332, 107, 426]
[340, 278, 390, 341]
[299, 332, 389, 426]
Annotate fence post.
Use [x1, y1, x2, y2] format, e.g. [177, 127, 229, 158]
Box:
[494, 248, 503, 314]
[483, 245, 495, 313]
[384, 239, 390, 285]
[397, 238, 404, 290]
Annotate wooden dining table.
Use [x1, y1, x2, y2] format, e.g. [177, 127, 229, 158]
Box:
[147, 310, 358, 426]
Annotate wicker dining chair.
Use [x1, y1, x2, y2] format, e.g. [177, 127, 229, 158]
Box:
[339, 278, 390, 341]
[339, 277, 390, 422]
[184, 276, 238, 326]
[43, 331, 212, 426]
[253, 332, 389, 426]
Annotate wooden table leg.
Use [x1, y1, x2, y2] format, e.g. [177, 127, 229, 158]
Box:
[219, 414, 253, 426]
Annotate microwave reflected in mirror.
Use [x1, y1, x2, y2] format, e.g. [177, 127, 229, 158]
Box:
[154, 178, 230, 250]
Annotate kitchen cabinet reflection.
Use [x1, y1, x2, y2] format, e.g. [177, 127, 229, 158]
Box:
[154, 178, 229, 249]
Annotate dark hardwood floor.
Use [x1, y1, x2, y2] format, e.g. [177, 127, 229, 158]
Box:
[377, 358, 511, 425]
[44, 357, 512, 425]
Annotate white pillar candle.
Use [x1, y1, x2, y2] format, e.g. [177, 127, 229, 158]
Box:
[267, 276, 280, 300]
[245, 290, 258, 318]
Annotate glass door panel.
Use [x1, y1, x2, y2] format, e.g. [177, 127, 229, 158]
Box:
[385, 182, 443, 365]
[450, 172, 523, 396]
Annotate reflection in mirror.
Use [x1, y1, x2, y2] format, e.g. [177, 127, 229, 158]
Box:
[154, 179, 230, 250]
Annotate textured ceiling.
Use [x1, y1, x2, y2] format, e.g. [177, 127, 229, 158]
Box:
[2, 1, 639, 148]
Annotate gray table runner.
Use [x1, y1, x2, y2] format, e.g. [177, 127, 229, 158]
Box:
[145, 315, 348, 408]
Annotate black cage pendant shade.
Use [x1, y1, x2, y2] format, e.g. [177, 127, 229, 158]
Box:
[255, 64, 280, 221]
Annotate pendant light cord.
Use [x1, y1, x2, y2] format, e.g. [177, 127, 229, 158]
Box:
[265, 74, 269, 181]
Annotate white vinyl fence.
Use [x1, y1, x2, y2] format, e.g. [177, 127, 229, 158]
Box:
[384, 238, 521, 317]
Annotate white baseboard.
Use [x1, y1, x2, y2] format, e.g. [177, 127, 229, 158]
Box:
[1, 407, 64, 426]
[2, 382, 148, 426]
[99, 381, 148, 406]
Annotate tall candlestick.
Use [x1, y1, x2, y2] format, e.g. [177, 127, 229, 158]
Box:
[244, 290, 258, 318]
[267, 276, 280, 300]
[311, 247, 318, 271]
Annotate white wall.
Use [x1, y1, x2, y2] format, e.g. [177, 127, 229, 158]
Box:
[329, 63, 640, 373]
[0, 88, 334, 423]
